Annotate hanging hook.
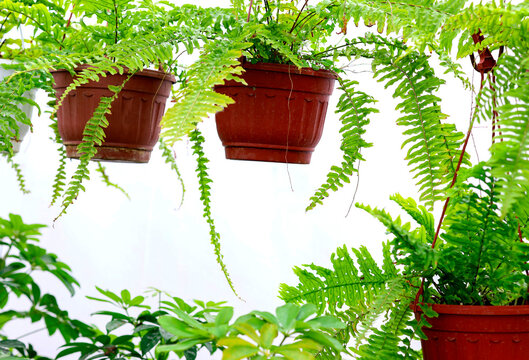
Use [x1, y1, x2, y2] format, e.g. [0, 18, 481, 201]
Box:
[469, 30, 504, 74]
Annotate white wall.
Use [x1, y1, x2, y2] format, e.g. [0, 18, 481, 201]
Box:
[0, 1, 489, 356]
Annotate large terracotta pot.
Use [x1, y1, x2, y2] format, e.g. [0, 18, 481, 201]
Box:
[51, 65, 176, 163]
[214, 61, 336, 164]
[415, 304, 529, 360]
[0, 62, 37, 153]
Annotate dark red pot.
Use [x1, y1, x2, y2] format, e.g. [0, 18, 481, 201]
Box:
[415, 304, 529, 360]
[51, 66, 176, 163]
[214, 62, 336, 164]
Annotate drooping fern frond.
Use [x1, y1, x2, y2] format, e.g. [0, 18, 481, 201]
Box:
[487, 55, 529, 216]
[279, 243, 398, 315]
[55, 78, 131, 221]
[160, 39, 251, 146]
[189, 128, 237, 297]
[48, 110, 67, 207]
[6, 155, 29, 194]
[159, 139, 185, 209]
[307, 77, 378, 211]
[372, 45, 466, 209]
[95, 162, 130, 200]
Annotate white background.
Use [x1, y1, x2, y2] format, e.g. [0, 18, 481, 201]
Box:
[0, 0, 492, 356]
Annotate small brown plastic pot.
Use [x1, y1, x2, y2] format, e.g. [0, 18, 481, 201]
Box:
[214, 61, 336, 164]
[51, 65, 176, 163]
[414, 304, 529, 360]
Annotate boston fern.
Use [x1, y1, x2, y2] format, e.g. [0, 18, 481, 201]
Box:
[278, 1, 529, 359]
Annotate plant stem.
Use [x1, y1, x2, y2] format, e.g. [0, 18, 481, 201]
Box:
[289, 0, 309, 33]
[16, 326, 47, 339]
[247, 0, 254, 22]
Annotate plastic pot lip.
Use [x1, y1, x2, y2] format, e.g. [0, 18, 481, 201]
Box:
[241, 61, 337, 79]
[50, 64, 176, 83]
[413, 303, 529, 315]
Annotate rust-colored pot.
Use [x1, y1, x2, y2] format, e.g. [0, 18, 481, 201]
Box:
[214, 62, 336, 164]
[51, 65, 176, 163]
[415, 304, 529, 360]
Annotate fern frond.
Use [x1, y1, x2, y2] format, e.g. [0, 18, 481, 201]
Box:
[189, 128, 238, 297]
[6, 156, 29, 194]
[96, 162, 130, 200]
[55, 77, 131, 221]
[353, 299, 421, 360]
[161, 39, 250, 146]
[279, 243, 398, 315]
[307, 77, 378, 211]
[487, 55, 529, 216]
[159, 139, 185, 209]
[372, 47, 466, 208]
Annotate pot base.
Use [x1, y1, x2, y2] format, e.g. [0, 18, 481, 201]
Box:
[225, 146, 312, 164]
[65, 145, 151, 163]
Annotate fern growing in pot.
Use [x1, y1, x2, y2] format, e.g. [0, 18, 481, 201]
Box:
[276, 1, 529, 359]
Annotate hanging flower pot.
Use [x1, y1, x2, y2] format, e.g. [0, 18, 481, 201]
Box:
[0, 62, 37, 153]
[214, 61, 336, 164]
[415, 304, 529, 359]
[51, 65, 176, 163]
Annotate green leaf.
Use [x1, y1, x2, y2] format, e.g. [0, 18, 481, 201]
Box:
[215, 307, 234, 326]
[305, 316, 345, 330]
[259, 323, 278, 349]
[106, 319, 126, 332]
[276, 304, 298, 332]
[221, 345, 259, 360]
[295, 304, 317, 321]
[140, 328, 162, 355]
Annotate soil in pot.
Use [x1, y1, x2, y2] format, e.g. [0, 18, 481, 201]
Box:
[415, 304, 529, 360]
[214, 61, 336, 164]
[51, 65, 176, 163]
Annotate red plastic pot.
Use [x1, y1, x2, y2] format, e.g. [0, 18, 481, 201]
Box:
[51, 65, 176, 163]
[415, 304, 529, 360]
[214, 62, 336, 164]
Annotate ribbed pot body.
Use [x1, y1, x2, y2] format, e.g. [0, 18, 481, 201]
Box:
[52, 65, 175, 163]
[214, 62, 336, 164]
[416, 304, 529, 360]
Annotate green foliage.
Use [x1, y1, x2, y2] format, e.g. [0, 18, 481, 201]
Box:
[433, 165, 529, 305]
[307, 77, 378, 211]
[6, 156, 29, 194]
[0, 214, 94, 359]
[56, 76, 130, 220]
[159, 140, 185, 209]
[371, 43, 466, 209]
[487, 55, 529, 216]
[157, 301, 346, 360]
[160, 39, 249, 146]
[96, 162, 130, 200]
[58, 288, 171, 360]
[189, 129, 237, 297]
[279, 244, 398, 315]
[48, 111, 67, 207]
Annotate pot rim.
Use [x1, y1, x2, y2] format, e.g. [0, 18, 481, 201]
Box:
[50, 64, 176, 83]
[241, 61, 337, 79]
[413, 303, 529, 315]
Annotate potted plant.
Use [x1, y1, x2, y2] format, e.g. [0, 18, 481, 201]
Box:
[277, 1, 529, 359]
[161, 0, 346, 164]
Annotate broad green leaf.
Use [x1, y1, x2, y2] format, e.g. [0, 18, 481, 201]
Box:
[259, 323, 278, 349]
